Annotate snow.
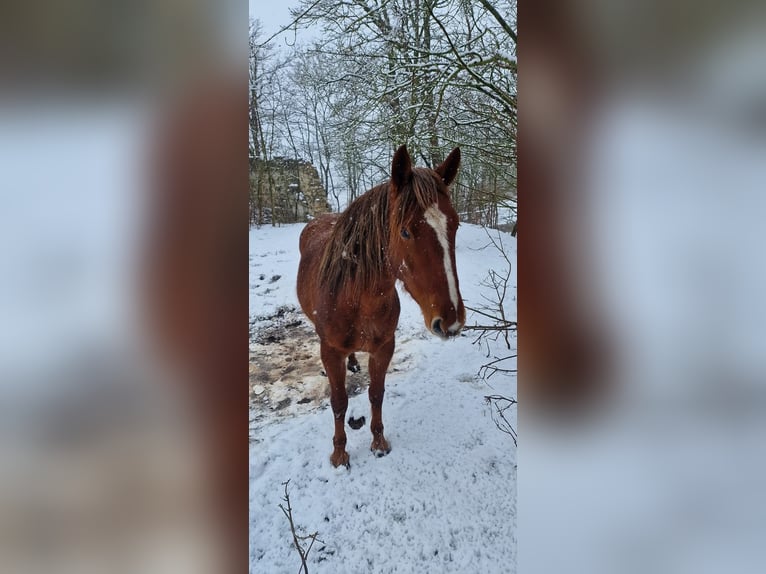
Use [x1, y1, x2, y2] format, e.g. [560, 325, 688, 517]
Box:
[250, 222, 517, 573]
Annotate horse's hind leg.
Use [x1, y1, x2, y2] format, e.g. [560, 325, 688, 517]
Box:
[368, 338, 394, 457]
[320, 342, 350, 468]
[347, 353, 360, 373]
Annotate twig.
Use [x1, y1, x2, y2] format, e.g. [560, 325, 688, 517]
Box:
[477, 355, 517, 380]
[468, 228, 516, 375]
[484, 395, 518, 445]
[464, 304, 517, 326]
[256, 0, 324, 48]
[279, 479, 324, 574]
[463, 324, 517, 332]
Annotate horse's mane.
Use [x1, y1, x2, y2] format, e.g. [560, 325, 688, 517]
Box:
[318, 168, 442, 297]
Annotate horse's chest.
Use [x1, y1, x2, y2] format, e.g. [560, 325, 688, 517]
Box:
[320, 296, 399, 352]
[353, 316, 395, 351]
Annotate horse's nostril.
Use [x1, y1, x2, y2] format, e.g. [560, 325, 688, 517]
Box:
[432, 318, 443, 335]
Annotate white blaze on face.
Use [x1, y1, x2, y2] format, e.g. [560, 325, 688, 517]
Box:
[424, 204, 459, 312]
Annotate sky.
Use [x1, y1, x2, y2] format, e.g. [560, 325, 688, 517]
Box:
[249, 0, 303, 39]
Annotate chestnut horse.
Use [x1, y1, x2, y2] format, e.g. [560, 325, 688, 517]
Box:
[297, 145, 466, 467]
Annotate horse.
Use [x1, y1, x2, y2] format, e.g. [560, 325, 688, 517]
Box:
[297, 144, 466, 467]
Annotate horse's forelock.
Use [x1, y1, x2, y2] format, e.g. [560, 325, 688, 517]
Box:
[391, 168, 445, 228]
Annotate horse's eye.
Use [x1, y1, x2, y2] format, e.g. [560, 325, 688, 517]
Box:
[400, 228, 411, 239]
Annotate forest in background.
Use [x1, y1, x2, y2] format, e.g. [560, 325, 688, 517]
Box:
[250, 0, 516, 228]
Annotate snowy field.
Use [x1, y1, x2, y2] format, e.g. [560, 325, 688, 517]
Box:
[250, 222, 517, 573]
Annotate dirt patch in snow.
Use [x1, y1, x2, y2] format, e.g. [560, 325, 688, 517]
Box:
[249, 305, 420, 438]
[249, 306, 370, 435]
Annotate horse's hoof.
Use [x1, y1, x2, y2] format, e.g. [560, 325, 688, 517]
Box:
[347, 358, 361, 373]
[347, 415, 366, 430]
[370, 438, 391, 457]
[330, 450, 350, 468]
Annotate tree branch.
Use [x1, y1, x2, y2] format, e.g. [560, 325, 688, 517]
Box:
[279, 479, 324, 574]
[476, 0, 517, 44]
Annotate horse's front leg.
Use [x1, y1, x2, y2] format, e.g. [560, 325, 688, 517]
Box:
[368, 338, 394, 457]
[320, 342, 350, 467]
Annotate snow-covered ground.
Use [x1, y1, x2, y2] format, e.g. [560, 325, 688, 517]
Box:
[250, 222, 517, 573]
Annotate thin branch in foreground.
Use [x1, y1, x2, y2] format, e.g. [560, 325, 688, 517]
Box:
[464, 304, 517, 328]
[256, 0, 324, 48]
[279, 479, 324, 574]
[484, 394, 518, 446]
[477, 354, 517, 380]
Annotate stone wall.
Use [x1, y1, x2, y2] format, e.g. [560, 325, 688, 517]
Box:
[250, 157, 330, 225]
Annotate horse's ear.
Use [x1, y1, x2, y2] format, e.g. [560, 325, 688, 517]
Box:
[435, 147, 461, 186]
[391, 144, 412, 190]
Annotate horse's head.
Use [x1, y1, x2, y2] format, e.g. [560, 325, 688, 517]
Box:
[387, 145, 466, 339]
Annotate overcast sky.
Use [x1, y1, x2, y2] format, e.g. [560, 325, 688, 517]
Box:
[250, 0, 303, 39]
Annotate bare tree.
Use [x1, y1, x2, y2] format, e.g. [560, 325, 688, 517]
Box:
[250, 20, 283, 225]
[250, 1, 516, 222]
[291, 0, 516, 218]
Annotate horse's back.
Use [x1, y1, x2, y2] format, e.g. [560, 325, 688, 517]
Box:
[299, 214, 338, 255]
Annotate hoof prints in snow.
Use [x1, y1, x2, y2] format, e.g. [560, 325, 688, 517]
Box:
[252, 273, 283, 295]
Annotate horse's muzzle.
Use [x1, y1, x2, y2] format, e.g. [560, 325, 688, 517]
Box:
[431, 317, 462, 339]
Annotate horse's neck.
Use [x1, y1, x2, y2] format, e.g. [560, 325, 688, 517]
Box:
[374, 262, 397, 294]
[349, 245, 398, 301]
